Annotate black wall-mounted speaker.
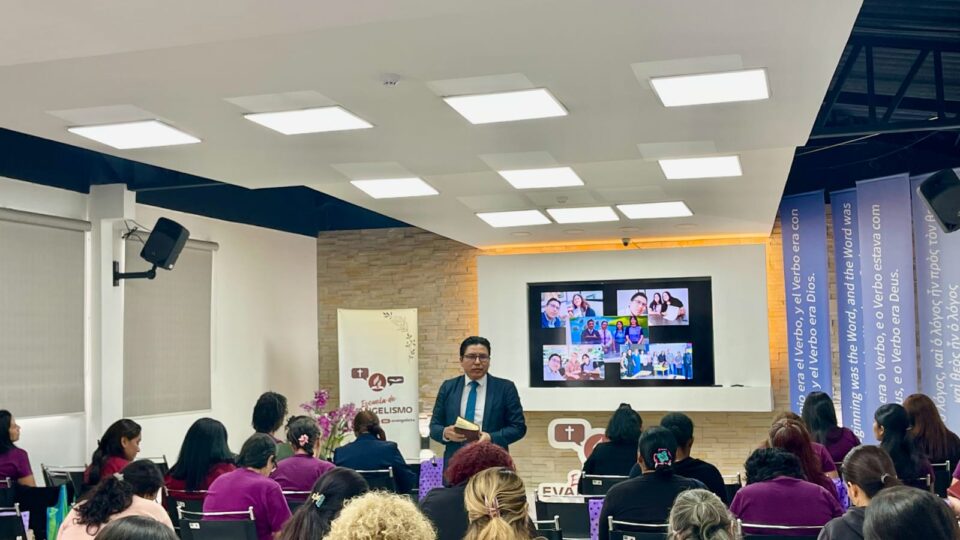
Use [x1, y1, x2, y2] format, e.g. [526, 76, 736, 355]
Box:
[918, 168, 960, 234]
[140, 217, 190, 269]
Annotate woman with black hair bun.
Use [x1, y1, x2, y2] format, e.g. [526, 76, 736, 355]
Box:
[58, 460, 173, 539]
[874, 403, 934, 489]
[597, 426, 704, 540]
[271, 416, 334, 493]
[84, 419, 141, 485]
[333, 410, 417, 494]
[277, 467, 369, 540]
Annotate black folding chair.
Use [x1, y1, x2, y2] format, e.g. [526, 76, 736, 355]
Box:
[532, 515, 563, 540]
[357, 468, 398, 492]
[738, 519, 822, 540]
[723, 473, 742, 502]
[0, 478, 15, 507]
[579, 474, 629, 496]
[932, 461, 951, 498]
[178, 507, 258, 540]
[283, 490, 312, 512]
[143, 455, 170, 476]
[534, 493, 594, 539]
[163, 488, 206, 532]
[0, 502, 27, 540]
[608, 517, 669, 540]
[41, 464, 86, 501]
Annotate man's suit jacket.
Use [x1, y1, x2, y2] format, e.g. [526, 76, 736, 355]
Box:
[429, 374, 527, 463]
[419, 482, 468, 540]
[333, 433, 417, 494]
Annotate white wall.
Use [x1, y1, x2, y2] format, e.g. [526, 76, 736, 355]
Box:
[478, 244, 773, 412]
[1, 176, 319, 479]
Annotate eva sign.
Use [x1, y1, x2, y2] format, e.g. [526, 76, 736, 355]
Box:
[536, 469, 582, 499]
[547, 418, 607, 463]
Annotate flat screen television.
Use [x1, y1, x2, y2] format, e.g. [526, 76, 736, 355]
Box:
[529, 277, 714, 387]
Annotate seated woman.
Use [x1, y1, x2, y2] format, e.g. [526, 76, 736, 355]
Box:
[463, 467, 536, 540]
[84, 419, 142, 486]
[598, 427, 704, 540]
[164, 418, 235, 496]
[0, 410, 35, 486]
[580, 404, 642, 484]
[204, 433, 291, 540]
[96, 516, 178, 540]
[325, 491, 436, 540]
[875, 403, 934, 489]
[333, 410, 416, 494]
[801, 392, 860, 462]
[271, 416, 334, 493]
[58, 460, 173, 539]
[864, 486, 960, 540]
[772, 411, 839, 479]
[252, 391, 293, 461]
[730, 448, 842, 536]
[820, 445, 901, 540]
[904, 393, 960, 466]
[767, 418, 840, 502]
[420, 442, 515, 540]
[277, 467, 369, 540]
[667, 489, 737, 540]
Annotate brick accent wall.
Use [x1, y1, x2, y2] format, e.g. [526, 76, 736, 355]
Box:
[318, 221, 795, 487]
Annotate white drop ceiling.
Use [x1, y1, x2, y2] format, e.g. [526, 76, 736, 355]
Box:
[0, 0, 862, 247]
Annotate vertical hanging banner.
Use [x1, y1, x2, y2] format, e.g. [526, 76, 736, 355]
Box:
[911, 171, 960, 428]
[338, 309, 420, 459]
[780, 191, 833, 413]
[830, 189, 867, 439]
[857, 173, 917, 443]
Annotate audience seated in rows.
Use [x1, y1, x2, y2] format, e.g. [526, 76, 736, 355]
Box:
[84, 419, 141, 485]
[581, 403, 642, 480]
[667, 489, 738, 540]
[463, 467, 542, 540]
[164, 417, 236, 495]
[333, 409, 417, 493]
[253, 391, 293, 461]
[325, 491, 437, 540]
[421, 441, 516, 540]
[773, 411, 840, 479]
[95, 516, 179, 540]
[730, 448, 842, 536]
[598, 426, 704, 540]
[874, 403, 934, 489]
[768, 418, 841, 502]
[628, 412, 728, 504]
[904, 393, 960, 466]
[0, 409, 35, 487]
[802, 392, 861, 462]
[271, 415, 334, 493]
[819, 445, 901, 540]
[277, 467, 369, 540]
[863, 485, 960, 540]
[59, 460, 173, 539]
[203, 433, 291, 540]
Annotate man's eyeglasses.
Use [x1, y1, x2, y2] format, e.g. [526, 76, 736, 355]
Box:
[463, 354, 490, 362]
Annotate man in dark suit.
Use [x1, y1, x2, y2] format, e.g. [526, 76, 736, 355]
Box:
[429, 336, 527, 466]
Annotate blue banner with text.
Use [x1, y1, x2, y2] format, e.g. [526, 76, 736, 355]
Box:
[780, 191, 833, 413]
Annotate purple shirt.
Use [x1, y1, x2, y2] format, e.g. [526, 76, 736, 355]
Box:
[269, 453, 334, 493]
[823, 427, 860, 463]
[812, 442, 838, 474]
[203, 468, 291, 540]
[730, 476, 843, 536]
[0, 447, 32, 480]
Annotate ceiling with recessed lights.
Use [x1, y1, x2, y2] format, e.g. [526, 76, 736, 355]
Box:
[0, 0, 862, 247]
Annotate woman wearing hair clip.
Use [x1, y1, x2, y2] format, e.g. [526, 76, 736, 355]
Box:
[271, 416, 334, 494]
[820, 445, 901, 540]
[277, 467, 369, 540]
[333, 410, 417, 494]
[463, 467, 540, 540]
[598, 427, 705, 540]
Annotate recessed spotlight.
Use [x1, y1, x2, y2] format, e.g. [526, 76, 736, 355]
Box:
[443, 88, 567, 124]
[350, 178, 438, 199]
[244, 106, 373, 134]
[546, 206, 619, 224]
[659, 156, 742, 180]
[651, 68, 769, 107]
[67, 120, 200, 149]
[476, 210, 551, 228]
[497, 167, 583, 189]
[617, 201, 693, 219]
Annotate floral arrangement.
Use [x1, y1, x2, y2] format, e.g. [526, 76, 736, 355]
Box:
[300, 389, 358, 460]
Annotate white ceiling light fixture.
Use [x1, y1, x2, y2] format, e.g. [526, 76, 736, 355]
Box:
[244, 106, 373, 134]
[659, 155, 742, 179]
[617, 201, 693, 219]
[443, 88, 567, 124]
[476, 210, 551, 228]
[350, 177, 438, 199]
[651, 68, 769, 107]
[67, 120, 200, 149]
[497, 167, 583, 189]
[546, 206, 619, 224]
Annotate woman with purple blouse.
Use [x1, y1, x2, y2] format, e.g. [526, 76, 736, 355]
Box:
[271, 416, 334, 494]
[0, 410, 35, 486]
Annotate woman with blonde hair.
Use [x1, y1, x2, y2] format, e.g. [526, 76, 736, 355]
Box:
[325, 491, 436, 540]
[668, 489, 739, 540]
[464, 467, 542, 540]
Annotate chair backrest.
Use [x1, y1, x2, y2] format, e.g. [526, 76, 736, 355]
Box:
[608, 517, 669, 540]
[357, 467, 398, 493]
[743, 536, 818, 540]
[164, 489, 207, 530]
[0, 478, 15, 508]
[41, 464, 87, 501]
[0, 503, 27, 540]
[738, 519, 822, 539]
[283, 491, 312, 512]
[534, 495, 592, 538]
[723, 472, 742, 502]
[533, 516, 564, 540]
[580, 474, 629, 496]
[177, 507, 257, 540]
[932, 461, 951, 498]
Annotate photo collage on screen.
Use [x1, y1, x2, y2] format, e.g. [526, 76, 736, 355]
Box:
[537, 286, 695, 384]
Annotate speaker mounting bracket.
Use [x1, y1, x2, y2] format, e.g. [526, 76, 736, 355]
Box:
[113, 261, 158, 287]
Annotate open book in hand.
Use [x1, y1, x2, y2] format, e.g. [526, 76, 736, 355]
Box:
[454, 417, 481, 442]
